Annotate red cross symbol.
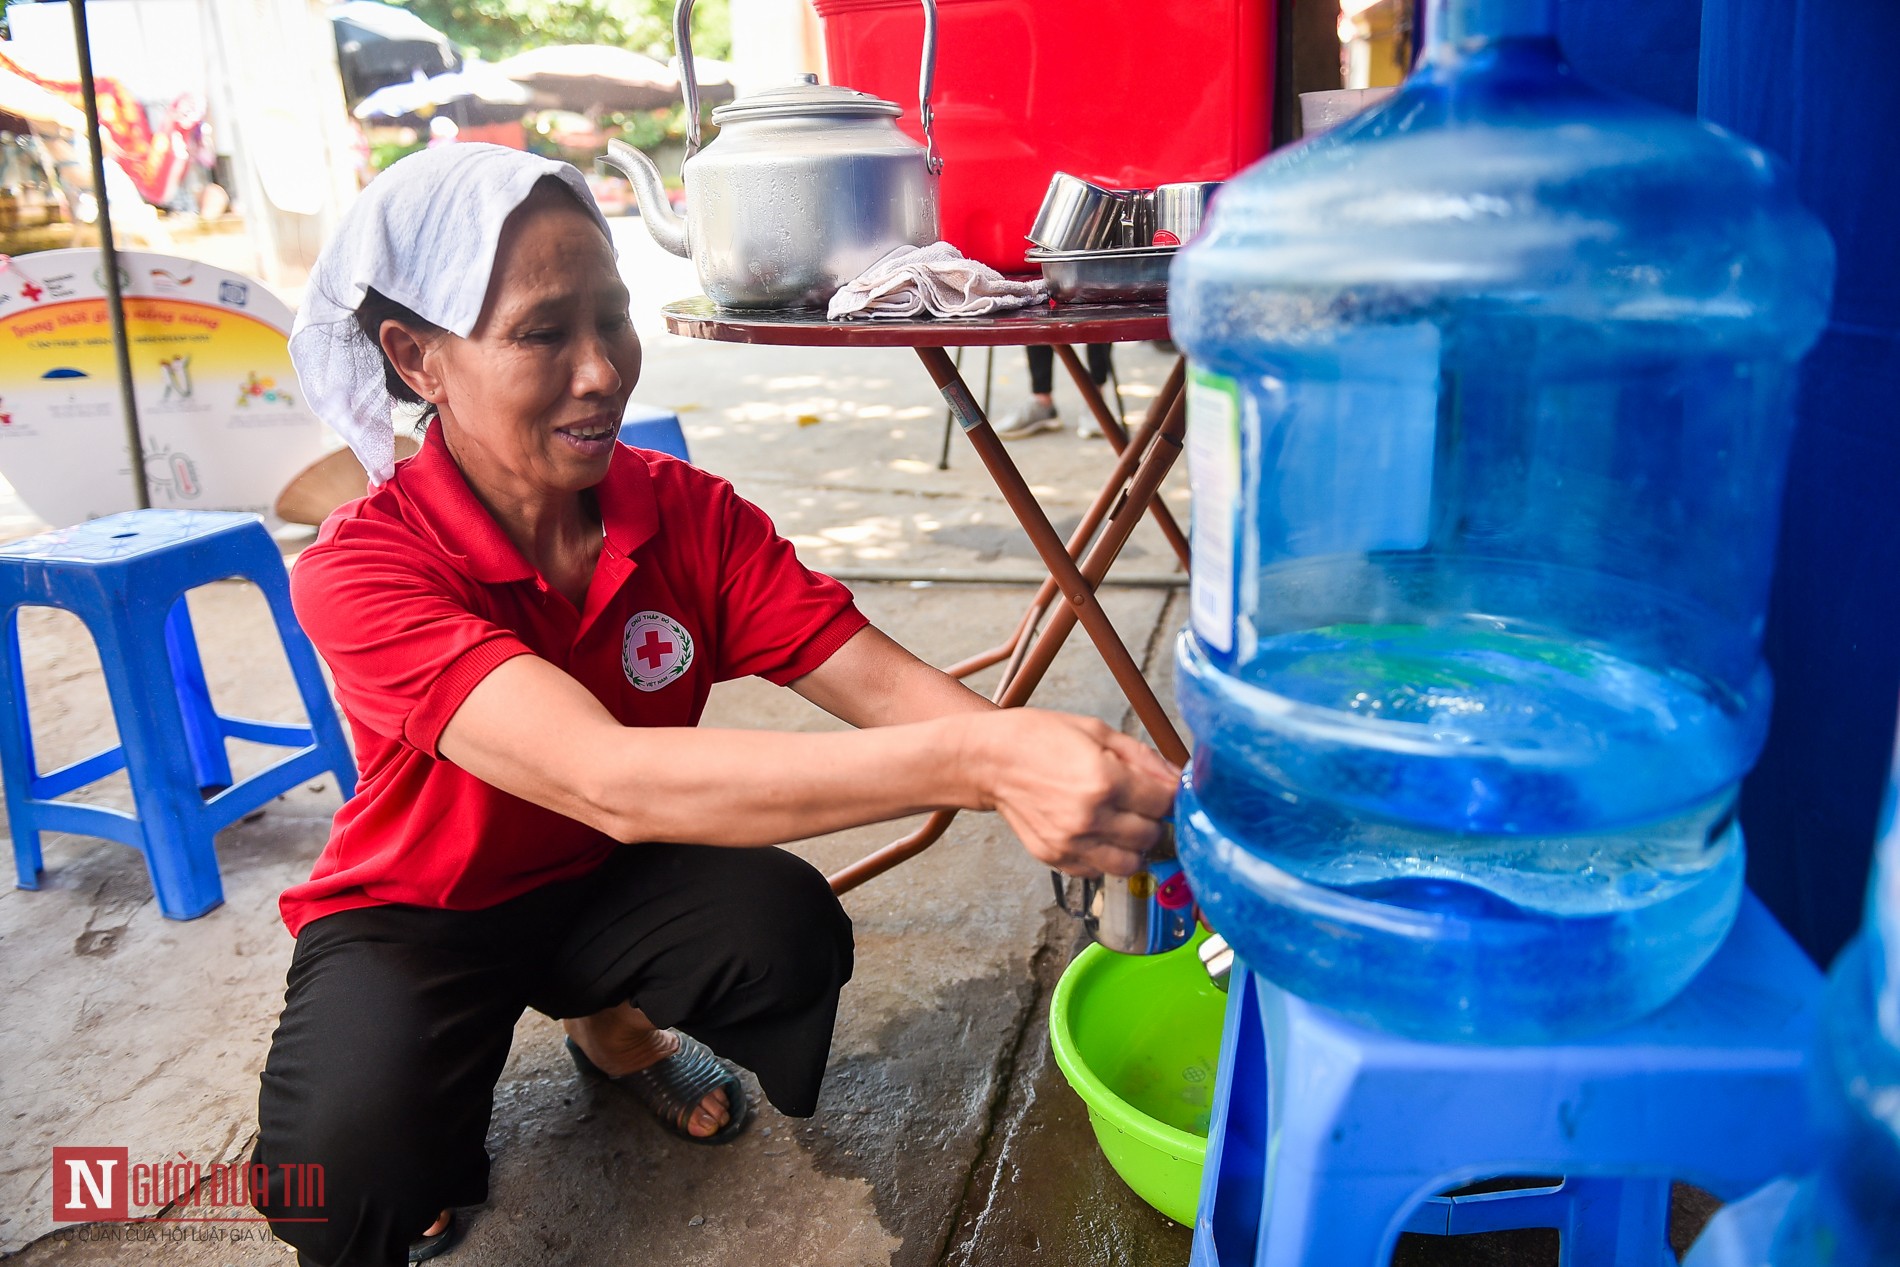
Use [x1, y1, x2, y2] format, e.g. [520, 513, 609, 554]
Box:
[20, 282, 43, 303]
[634, 629, 675, 670]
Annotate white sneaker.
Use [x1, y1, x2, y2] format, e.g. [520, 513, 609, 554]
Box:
[1076, 415, 1103, 439]
[993, 398, 1061, 439]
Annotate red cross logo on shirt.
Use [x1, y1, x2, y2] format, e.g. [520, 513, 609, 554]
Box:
[634, 629, 674, 670]
[622, 611, 694, 692]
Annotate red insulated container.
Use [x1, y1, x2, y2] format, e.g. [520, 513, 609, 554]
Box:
[812, 0, 1276, 275]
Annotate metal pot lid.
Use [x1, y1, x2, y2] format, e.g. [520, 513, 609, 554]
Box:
[711, 75, 901, 126]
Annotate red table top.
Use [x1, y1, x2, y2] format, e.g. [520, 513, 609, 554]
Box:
[659, 297, 1171, 349]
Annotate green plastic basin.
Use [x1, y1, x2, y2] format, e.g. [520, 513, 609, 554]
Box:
[1048, 933, 1226, 1225]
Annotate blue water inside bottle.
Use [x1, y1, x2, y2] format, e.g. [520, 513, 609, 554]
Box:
[1176, 626, 1749, 1041]
[1169, 0, 1833, 1042]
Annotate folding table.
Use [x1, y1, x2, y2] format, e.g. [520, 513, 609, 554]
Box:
[661, 298, 1190, 893]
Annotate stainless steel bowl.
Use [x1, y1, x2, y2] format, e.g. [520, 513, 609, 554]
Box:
[1154, 181, 1222, 246]
[1029, 244, 1177, 305]
[1027, 173, 1123, 252]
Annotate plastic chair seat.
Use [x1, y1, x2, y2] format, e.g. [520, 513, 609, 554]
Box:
[0, 510, 356, 920]
[1190, 892, 1824, 1266]
[619, 403, 689, 461]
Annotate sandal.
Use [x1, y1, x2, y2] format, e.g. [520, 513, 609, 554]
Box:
[565, 1033, 751, 1145]
[408, 1209, 460, 1263]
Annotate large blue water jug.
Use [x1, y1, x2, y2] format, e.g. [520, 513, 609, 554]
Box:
[1169, 0, 1834, 1042]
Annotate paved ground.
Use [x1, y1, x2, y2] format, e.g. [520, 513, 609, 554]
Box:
[0, 225, 1718, 1265]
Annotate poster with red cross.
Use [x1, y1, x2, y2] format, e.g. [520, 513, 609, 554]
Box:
[621, 611, 694, 693]
[0, 248, 328, 527]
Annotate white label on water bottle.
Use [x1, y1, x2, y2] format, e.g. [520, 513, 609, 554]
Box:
[1187, 367, 1242, 653]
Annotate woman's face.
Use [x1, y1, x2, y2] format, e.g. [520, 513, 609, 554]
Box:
[401, 188, 641, 497]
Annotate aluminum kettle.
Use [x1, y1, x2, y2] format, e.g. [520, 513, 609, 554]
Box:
[598, 0, 942, 310]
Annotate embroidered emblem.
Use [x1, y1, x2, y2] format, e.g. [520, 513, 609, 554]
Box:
[622, 611, 694, 692]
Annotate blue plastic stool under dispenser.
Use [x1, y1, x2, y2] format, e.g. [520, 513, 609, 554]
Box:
[1168, 0, 1835, 1042]
[1189, 893, 1822, 1267]
[1683, 709, 1900, 1267]
[0, 510, 358, 920]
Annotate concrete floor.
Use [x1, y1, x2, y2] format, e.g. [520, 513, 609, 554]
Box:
[0, 227, 1719, 1264]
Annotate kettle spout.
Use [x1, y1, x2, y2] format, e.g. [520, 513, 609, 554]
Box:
[598, 140, 688, 258]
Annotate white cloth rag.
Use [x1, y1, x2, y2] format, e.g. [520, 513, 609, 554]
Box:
[827, 242, 1047, 321]
[288, 143, 611, 485]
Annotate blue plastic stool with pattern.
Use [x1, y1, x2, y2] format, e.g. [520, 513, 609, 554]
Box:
[619, 403, 690, 461]
[0, 510, 356, 920]
[1189, 893, 1822, 1266]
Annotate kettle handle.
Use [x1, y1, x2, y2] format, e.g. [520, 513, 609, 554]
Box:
[675, 0, 703, 163]
[919, 0, 942, 174]
[677, 0, 940, 173]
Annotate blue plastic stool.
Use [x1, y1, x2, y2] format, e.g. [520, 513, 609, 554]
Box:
[619, 403, 690, 461]
[0, 510, 357, 920]
[1679, 1178, 1804, 1267]
[1190, 893, 1823, 1266]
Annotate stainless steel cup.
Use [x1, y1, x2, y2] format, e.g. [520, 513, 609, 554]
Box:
[1153, 181, 1222, 246]
[1059, 823, 1196, 956]
[1116, 188, 1157, 247]
[1028, 173, 1122, 251]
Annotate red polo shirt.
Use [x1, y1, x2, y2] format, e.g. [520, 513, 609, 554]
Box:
[280, 425, 867, 936]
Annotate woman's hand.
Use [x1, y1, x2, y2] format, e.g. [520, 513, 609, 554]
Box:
[956, 709, 1182, 878]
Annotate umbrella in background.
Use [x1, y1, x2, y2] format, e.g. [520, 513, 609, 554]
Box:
[329, 1, 462, 106]
[354, 63, 532, 128]
[494, 45, 680, 114]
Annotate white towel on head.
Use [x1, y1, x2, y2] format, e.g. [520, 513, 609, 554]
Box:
[828, 242, 1048, 321]
[288, 144, 611, 485]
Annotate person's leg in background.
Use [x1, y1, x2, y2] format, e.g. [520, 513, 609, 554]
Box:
[995, 345, 1119, 439]
[1076, 343, 1117, 438]
[993, 345, 1062, 439]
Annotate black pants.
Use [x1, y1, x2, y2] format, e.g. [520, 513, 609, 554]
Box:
[250, 844, 853, 1267]
[1026, 343, 1113, 395]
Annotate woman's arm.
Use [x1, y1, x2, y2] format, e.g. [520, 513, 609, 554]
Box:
[789, 625, 996, 727]
[437, 650, 1176, 875]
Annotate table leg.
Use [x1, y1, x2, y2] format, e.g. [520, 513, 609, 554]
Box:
[828, 349, 1189, 896]
[941, 359, 1184, 687]
[990, 360, 1185, 697]
[994, 391, 1190, 760]
[919, 345, 1186, 761]
[1057, 346, 1192, 570]
[828, 807, 958, 894]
